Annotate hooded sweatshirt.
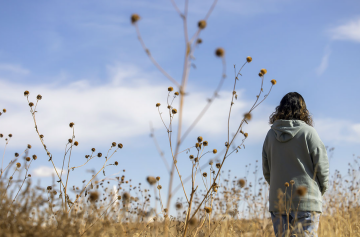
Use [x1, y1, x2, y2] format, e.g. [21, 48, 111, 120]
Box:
[262, 120, 329, 213]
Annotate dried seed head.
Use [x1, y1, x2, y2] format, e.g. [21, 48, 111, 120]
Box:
[156, 176, 160, 181]
[16, 162, 21, 168]
[15, 153, 19, 157]
[175, 202, 183, 210]
[244, 113, 252, 121]
[209, 161, 213, 165]
[174, 91, 179, 96]
[197, 136, 203, 142]
[26, 157, 31, 162]
[168, 87, 173, 92]
[246, 56, 252, 63]
[0, 134, 3, 138]
[97, 153, 102, 158]
[24, 91, 30, 96]
[36, 94, 42, 100]
[69, 122, 74, 128]
[27, 144, 32, 149]
[194, 157, 198, 162]
[198, 20, 207, 29]
[260, 68, 267, 75]
[189, 155, 194, 159]
[29, 102, 34, 107]
[122, 192, 130, 201]
[47, 186, 52, 191]
[32, 155, 37, 160]
[146, 176, 157, 185]
[85, 155, 89, 158]
[203, 141, 208, 146]
[225, 142, 229, 147]
[238, 179, 246, 188]
[156, 103, 161, 107]
[258, 72, 264, 77]
[271, 79, 277, 85]
[202, 172, 207, 177]
[74, 141, 79, 146]
[8, 134, 12, 137]
[118, 143, 123, 149]
[285, 182, 289, 187]
[189, 218, 198, 226]
[28, 174, 31, 177]
[204, 206, 212, 213]
[213, 149, 217, 154]
[89, 192, 99, 202]
[131, 14, 140, 24]
[9, 176, 13, 180]
[114, 161, 119, 166]
[216, 163, 221, 169]
[91, 148, 95, 152]
[112, 142, 116, 147]
[39, 134, 44, 138]
[244, 133, 248, 138]
[290, 180, 295, 185]
[196, 38, 202, 44]
[215, 48, 225, 57]
[2, 109, 6, 113]
[296, 186, 307, 197]
[68, 139, 73, 143]
[157, 185, 162, 190]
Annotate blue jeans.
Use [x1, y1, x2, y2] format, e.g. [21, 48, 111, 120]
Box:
[270, 211, 321, 237]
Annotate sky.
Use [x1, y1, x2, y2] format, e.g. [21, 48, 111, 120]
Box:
[0, 0, 359, 211]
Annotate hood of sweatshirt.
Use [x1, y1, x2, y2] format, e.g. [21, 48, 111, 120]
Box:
[271, 120, 306, 142]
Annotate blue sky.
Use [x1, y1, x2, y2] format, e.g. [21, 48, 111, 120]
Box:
[0, 0, 359, 209]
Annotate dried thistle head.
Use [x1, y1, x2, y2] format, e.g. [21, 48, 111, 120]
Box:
[198, 20, 207, 29]
[216, 163, 221, 169]
[0, 134, 3, 138]
[225, 142, 229, 147]
[131, 14, 140, 24]
[209, 161, 213, 165]
[202, 172, 207, 177]
[47, 186, 52, 191]
[197, 136, 203, 142]
[203, 141, 208, 146]
[172, 108, 177, 114]
[238, 179, 246, 188]
[97, 153, 102, 158]
[16, 162, 21, 168]
[258, 72, 264, 77]
[296, 186, 307, 197]
[244, 113, 252, 121]
[156, 103, 161, 107]
[156, 176, 160, 181]
[32, 155, 37, 160]
[260, 68, 267, 74]
[168, 87, 173, 92]
[215, 48, 225, 57]
[196, 38, 202, 44]
[69, 122, 74, 128]
[271, 79, 277, 85]
[118, 143, 123, 149]
[25, 157, 31, 162]
[189, 155, 194, 159]
[213, 149, 217, 154]
[27, 144, 32, 149]
[24, 90, 30, 96]
[194, 157, 198, 162]
[68, 139, 73, 143]
[189, 218, 198, 226]
[204, 206, 212, 213]
[157, 185, 162, 190]
[117, 195, 121, 200]
[36, 94, 42, 100]
[290, 180, 295, 185]
[175, 202, 183, 210]
[91, 148, 96, 152]
[285, 182, 289, 187]
[146, 176, 157, 185]
[112, 142, 117, 147]
[8, 134, 12, 137]
[39, 134, 44, 138]
[29, 102, 34, 107]
[15, 153, 19, 157]
[174, 91, 179, 96]
[74, 141, 79, 146]
[244, 133, 248, 138]
[89, 192, 99, 202]
[246, 56, 252, 63]
[2, 109, 6, 113]
[114, 161, 118, 166]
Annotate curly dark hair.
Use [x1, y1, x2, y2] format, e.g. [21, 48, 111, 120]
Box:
[269, 92, 313, 126]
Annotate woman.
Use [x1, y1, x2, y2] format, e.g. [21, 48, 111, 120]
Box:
[262, 92, 329, 236]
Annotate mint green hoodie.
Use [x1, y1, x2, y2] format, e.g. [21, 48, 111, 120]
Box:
[262, 120, 329, 213]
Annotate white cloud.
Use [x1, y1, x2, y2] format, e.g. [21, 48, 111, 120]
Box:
[316, 46, 331, 76]
[32, 166, 66, 177]
[315, 118, 360, 144]
[0, 63, 30, 75]
[329, 17, 360, 43]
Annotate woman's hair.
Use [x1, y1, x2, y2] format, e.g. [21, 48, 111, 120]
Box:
[269, 92, 313, 126]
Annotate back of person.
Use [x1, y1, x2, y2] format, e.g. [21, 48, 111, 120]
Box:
[262, 92, 330, 237]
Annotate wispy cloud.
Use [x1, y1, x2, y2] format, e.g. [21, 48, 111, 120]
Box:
[329, 17, 360, 43]
[315, 118, 360, 144]
[316, 46, 331, 76]
[32, 166, 66, 177]
[0, 63, 30, 75]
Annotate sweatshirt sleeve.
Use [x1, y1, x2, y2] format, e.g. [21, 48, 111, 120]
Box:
[308, 128, 330, 195]
[262, 136, 271, 185]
